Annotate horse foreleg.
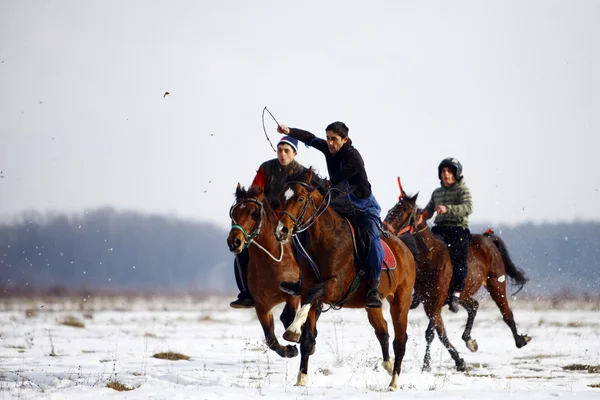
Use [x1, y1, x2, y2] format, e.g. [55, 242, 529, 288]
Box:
[283, 303, 311, 343]
[366, 308, 392, 375]
[428, 309, 466, 372]
[422, 319, 435, 372]
[487, 280, 532, 348]
[280, 295, 300, 330]
[296, 308, 318, 386]
[255, 305, 298, 358]
[283, 281, 327, 343]
[387, 291, 410, 391]
[461, 297, 479, 352]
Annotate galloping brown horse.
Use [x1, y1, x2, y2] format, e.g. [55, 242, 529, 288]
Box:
[227, 184, 300, 358]
[383, 181, 531, 371]
[273, 168, 416, 391]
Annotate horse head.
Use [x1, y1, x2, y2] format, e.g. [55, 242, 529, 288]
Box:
[274, 167, 324, 243]
[227, 183, 266, 254]
[383, 177, 420, 236]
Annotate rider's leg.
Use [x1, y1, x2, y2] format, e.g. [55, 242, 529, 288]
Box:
[230, 248, 254, 308]
[445, 227, 471, 313]
[356, 214, 384, 309]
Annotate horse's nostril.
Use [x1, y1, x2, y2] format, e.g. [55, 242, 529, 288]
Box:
[280, 226, 289, 235]
[234, 238, 242, 248]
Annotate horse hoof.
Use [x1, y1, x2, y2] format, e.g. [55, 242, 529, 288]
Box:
[286, 345, 299, 358]
[383, 360, 394, 376]
[283, 329, 301, 343]
[422, 364, 431, 372]
[456, 359, 467, 372]
[516, 334, 532, 348]
[388, 373, 399, 391]
[295, 372, 308, 386]
[466, 339, 478, 352]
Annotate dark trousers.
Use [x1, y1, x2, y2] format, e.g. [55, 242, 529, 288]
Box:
[432, 225, 471, 293]
[233, 247, 250, 293]
[349, 193, 384, 282]
[352, 213, 384, 282]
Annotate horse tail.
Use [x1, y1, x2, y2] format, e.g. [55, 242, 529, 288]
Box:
[483, 229, 529, 295]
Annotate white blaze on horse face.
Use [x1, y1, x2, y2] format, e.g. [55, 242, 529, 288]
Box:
[286, 304, 311, 337]
[284, 187, 295, 201]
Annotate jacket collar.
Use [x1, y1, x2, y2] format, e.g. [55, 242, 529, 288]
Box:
[337, 138, 353, 154]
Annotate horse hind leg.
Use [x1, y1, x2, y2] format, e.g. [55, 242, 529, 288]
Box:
[256, 305, 298, 358]
[461, 297, 479, 352]
[487, 279, 532, 348]
[366, 308, 393, 376]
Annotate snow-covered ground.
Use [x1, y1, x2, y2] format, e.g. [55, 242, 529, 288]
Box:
[1, 295, 599, 399]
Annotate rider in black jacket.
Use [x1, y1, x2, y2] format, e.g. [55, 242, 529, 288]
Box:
[277, 122, 384, 308]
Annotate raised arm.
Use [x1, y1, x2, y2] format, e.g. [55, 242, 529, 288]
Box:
[278, 125, 329, 155]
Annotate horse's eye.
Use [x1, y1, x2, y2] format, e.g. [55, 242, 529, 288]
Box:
[298, 196, 305, 202]
[251, 210, 259, 218]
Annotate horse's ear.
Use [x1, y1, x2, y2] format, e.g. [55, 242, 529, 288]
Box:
[235, 183, 243, 198]
[304, 167, 314, 183]
[410, 192, 419, 203]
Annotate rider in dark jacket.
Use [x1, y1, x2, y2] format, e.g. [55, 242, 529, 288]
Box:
[230, 136, 306, 308]
[277, 122, 385, 308]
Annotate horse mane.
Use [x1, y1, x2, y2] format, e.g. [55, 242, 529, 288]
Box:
[286, 167, 361, 218]
[285, 168, 329, 196]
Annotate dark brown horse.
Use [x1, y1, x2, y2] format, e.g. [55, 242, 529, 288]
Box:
[273, 168, 416, 390]
[227, 184, 300, 358]
[383, 181, 531, 371]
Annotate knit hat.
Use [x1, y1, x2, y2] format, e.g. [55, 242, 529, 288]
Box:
[278, 135, 299, 153]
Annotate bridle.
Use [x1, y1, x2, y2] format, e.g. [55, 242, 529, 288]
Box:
[229, 197, 264, 248]
[229, 196, 284, 262]
[384, 198, 418, 236]
[278, 181, 333, 234]
[385, 198, 431, 252]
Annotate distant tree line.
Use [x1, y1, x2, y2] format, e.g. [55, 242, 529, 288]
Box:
[0, 208, 598, 297]
[0, 208, 232, 295]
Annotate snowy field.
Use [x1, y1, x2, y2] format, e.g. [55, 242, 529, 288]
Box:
[1, 295, 599, 399]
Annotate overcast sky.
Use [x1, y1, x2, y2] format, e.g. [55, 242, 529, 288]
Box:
[1, 0, 599, 229]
